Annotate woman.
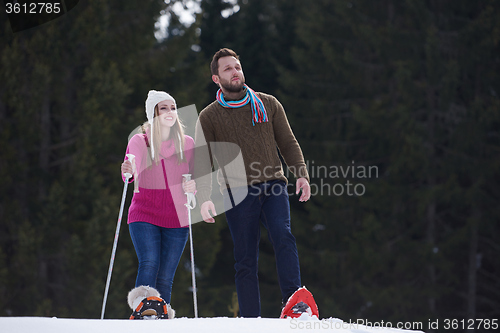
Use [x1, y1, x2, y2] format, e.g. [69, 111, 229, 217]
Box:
[121, 90, 196, 319]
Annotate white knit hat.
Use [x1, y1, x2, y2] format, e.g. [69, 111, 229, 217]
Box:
[145, 90, 176, 159]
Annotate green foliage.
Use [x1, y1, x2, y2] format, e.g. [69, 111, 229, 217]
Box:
[278, 0, 500, 324]
[0, 0, 498, 325]
[0, 0, 206, 318]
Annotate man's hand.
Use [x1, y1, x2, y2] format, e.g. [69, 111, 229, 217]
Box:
[296, 178, 311, 202]
[201, 201, 217, 223]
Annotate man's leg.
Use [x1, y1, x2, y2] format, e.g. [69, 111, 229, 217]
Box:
[224, 185, 263, 317]
[260, 180, 301, 304]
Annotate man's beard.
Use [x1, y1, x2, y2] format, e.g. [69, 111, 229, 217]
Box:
[219, 76, 245, 93]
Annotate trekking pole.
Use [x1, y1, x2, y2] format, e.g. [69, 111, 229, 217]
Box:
[100, 154, 135, 320]
[183, 174, 198, 318]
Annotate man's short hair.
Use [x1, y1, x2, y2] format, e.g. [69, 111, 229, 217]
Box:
[211, 48, 240, 76]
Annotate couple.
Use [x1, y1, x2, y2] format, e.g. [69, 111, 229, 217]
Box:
[121, 48, 311, 319]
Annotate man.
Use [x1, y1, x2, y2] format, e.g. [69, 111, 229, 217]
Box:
[195, 48, 311, 317]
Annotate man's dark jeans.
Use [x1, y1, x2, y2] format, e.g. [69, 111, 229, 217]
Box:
[224, 180, 301, 317]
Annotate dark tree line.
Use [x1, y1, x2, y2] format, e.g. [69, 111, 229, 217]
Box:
[0, 1, 498, 330]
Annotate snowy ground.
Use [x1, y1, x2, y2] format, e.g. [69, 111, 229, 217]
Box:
[1, 314, 426, 333]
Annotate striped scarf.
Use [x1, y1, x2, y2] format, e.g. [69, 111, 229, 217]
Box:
[216, 84, 268, 125]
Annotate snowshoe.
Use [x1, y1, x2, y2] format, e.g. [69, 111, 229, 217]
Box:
[280, 286, 319, 319]
[129, 296, 169, 320]
[127, 285, 175, 320]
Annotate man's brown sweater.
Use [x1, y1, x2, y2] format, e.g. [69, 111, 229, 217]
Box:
[194, 89, 309, 204]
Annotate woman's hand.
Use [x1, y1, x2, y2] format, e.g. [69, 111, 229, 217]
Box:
[183, 179, 196, 194]
[121, 160, 133, 176]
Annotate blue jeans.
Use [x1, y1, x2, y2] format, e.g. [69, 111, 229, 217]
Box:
[129, 222, 188, 304]
[224, 180, 301, 317]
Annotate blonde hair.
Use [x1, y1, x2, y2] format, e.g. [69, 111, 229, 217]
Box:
[141, 104, 186, 165]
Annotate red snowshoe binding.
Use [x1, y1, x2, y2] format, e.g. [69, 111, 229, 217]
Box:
[129, 296, 169, 320]
[280, 287, 319, 319]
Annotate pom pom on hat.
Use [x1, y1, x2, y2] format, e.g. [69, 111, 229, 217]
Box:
[145, 90, 176, 159]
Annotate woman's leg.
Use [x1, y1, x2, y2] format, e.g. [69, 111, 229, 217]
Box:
[129, 222, 162, 290]
[156, 227, 189, 304]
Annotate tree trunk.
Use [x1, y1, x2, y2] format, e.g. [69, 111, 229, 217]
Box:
[427, 201, 437, 314]
[467, 214, 479, 332]
[39, 85, 51, 200]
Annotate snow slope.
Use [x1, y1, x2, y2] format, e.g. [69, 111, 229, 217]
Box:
[1, 314, 426, 333]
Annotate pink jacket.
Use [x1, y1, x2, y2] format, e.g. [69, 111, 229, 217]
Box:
[123, 134, 195, 228]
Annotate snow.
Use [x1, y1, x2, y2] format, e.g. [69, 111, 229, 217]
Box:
[1, 314, 426, 333]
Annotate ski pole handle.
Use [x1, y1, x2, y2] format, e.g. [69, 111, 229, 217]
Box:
[126, 154, 136, 171]
[183, 174, 196, 209]
[125, 154, 137, 191]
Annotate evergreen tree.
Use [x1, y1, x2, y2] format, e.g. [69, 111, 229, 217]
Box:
[0, 0, 208, 318]
[2, 0, 498, 322]
[279, 0, 500, 325]
[196, 0, 313, 316]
